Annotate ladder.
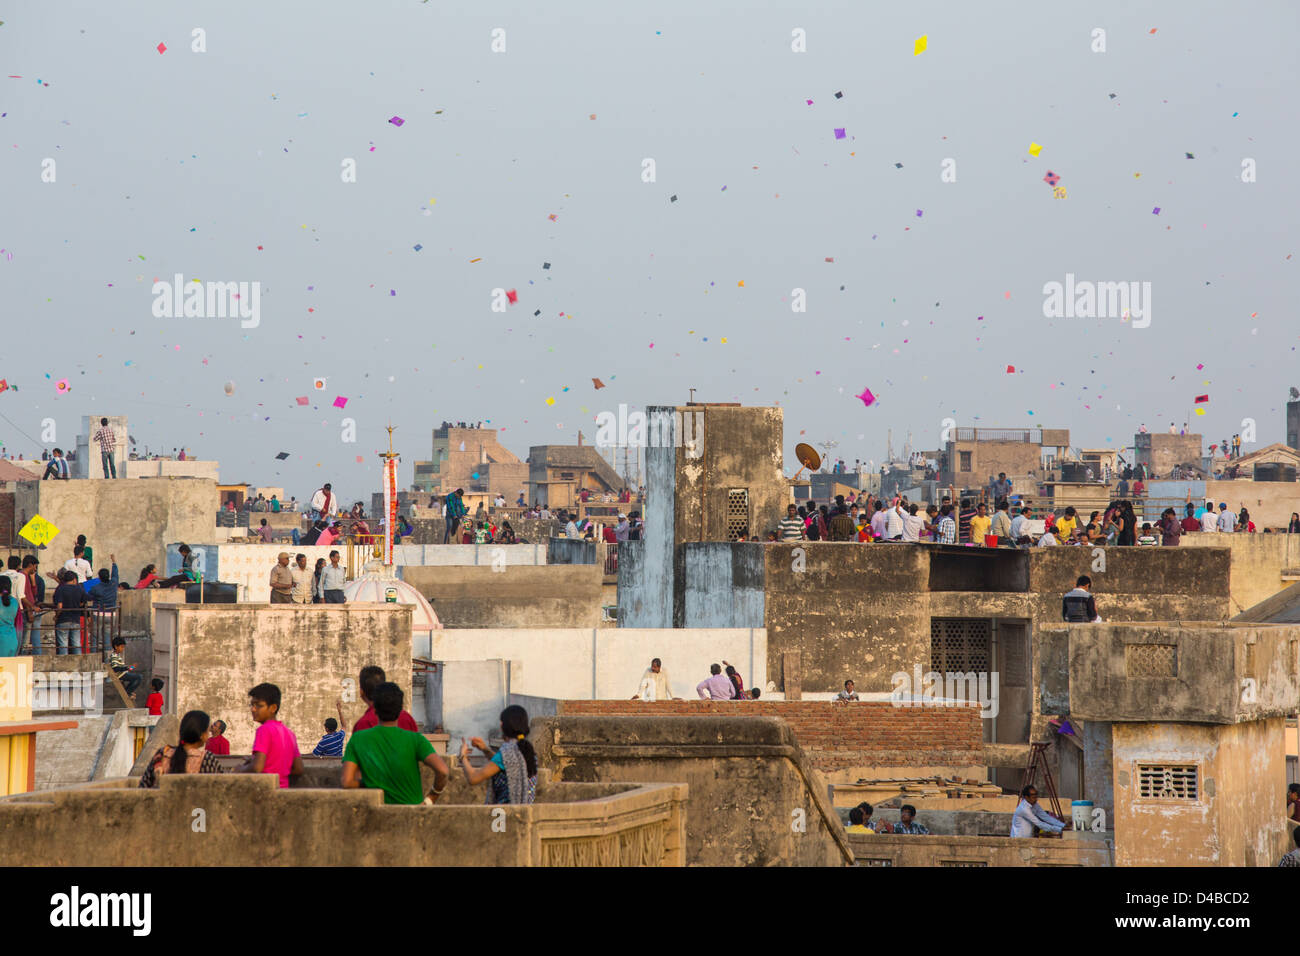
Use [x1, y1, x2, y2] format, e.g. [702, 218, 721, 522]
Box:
[1020, 741, 1065, 830]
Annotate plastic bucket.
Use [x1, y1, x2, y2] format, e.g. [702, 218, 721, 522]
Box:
[984, 534, 999, 548]
[1071, 800, 1094, 830]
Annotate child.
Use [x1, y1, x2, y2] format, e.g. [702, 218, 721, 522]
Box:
[341, 682, 449, 805]
[1137, 522, 1160, 546]
[311, 701, 349, 757]
[243, 682, 303, 788]
[146, 677, 165, 715]
[108, 637, 142, 699]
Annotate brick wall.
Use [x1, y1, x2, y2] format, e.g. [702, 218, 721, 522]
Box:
[556, 700, 983, 771]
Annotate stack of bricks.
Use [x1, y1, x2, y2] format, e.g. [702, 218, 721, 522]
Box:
[556, 700, 983, 773]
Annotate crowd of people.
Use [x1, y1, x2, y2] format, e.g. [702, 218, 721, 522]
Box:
[135, 665, 537, 807]
[764, 485, 1296, 549]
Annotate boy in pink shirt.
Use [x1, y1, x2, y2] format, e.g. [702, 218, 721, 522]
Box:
[244, 682, 303, 788]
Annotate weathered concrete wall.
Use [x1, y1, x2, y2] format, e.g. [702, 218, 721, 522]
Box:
[1067, 622, 1300, 724]
[1136, 432, 1202, 475]
[125, 459, 220, 480]
[555, 700, 985, 781]
[0, 773, 688, 866]
[534, 714, 852, 866]
[157, 603, 412, 753]
[1026, 547, 1231, 627]
[763, 542, 932, 693]
[1084, 720, 1114, 823]
[682, 542, 765, 628]
[946, 439, 1041, 487]
[1113, 718, 1285, 866]
[849, 831, 1112, 866]
[403, 565, 603, 628]
[429, 628, 765, 700]
[14, 478, 218, 587]
[425, 660, 510, 740]
[1202, 480, 1300, 528]
[635, 417, 676, 628]
[1182, 531, 1300, 614]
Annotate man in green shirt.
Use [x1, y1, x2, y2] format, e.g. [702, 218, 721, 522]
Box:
[341, 682, 449, 805]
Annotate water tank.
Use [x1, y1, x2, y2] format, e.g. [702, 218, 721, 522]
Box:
[1254, 462, 1297, 482]
[1060, 462, 1090, 483]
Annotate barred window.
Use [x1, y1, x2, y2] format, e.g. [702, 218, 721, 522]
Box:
[1136, 764, 1198, 801]
[940, 860, 988, 867]
[959, 451, 972, 472]
[858, 858, 893, 867]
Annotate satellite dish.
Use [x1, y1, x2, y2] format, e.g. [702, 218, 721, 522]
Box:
[792, 442, 821, 481]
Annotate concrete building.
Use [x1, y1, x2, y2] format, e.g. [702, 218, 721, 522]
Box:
[1049, 621, 1300, 866]
[527, 444, 625, 509]
[14, 477, 218, 584]
[1135, 431, 1202, 478]
[939, 426, 1069, 492]
[151, 602, 413, 752]
[412, 424, 527, 499]
[632, 403, 785, 628]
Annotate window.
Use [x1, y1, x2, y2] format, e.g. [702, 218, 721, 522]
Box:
[859, 858, 893, 867]
[931, 619, 992, 674]
[940, 860, 988, 867]
[1136, 764, 1198, 801]
[959, 451, 972, 472]
[725, 489, 749, 541]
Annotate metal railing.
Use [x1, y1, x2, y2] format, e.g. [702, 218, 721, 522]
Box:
[952, 428, 1042, 444]
[603, 542, 619, 576]
[22, 605, 121, 656]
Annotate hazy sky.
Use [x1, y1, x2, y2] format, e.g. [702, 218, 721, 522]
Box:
[3, 1, 1297, 502]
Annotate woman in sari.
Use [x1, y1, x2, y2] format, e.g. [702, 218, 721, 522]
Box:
[139, 710, 225, 788]
[458, 705, 537, 805]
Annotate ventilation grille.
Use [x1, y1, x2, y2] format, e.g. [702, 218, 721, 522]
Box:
[1136, 764, 1198, 801]
[1125, 644, 1178, 679]
[725, 489, 749, 541]
[931, 619, 992, 674]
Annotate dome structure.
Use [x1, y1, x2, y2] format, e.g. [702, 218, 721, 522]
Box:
[343, 560, 441, 658]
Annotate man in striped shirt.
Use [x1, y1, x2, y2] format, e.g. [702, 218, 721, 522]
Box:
[779, 504, 806, 540]
[91, 417, 117, 478]
[312, 703, 349, 757]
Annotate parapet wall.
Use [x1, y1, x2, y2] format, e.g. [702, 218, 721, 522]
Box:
[0, 773, 688, 867]
[534, 714, 853, 866]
